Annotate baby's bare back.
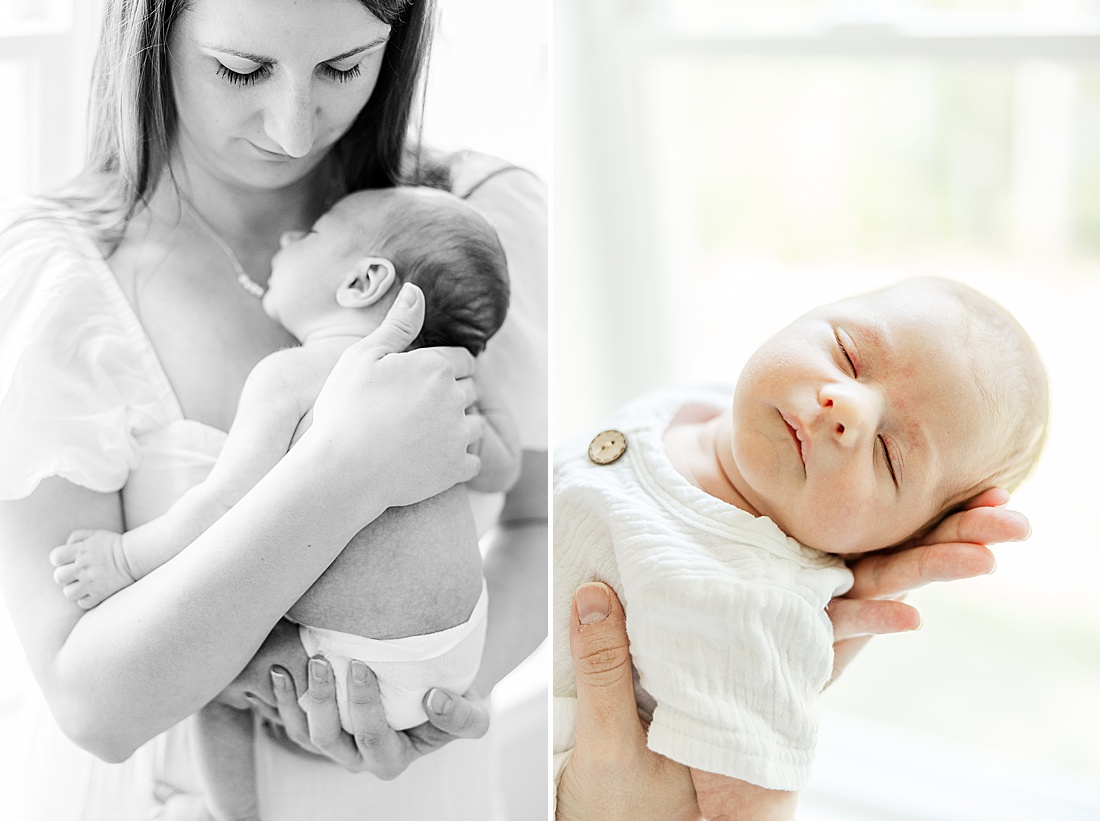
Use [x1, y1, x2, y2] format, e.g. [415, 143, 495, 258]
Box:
[286, 484, 483, 638]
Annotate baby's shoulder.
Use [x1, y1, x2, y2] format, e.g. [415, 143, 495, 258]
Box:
[243, 345, 330, 411]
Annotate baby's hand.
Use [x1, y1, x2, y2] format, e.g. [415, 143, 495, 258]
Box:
[49, 529, 136, 609]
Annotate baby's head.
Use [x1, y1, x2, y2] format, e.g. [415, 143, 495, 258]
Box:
[726, 277, 1048, 554]
[263, 186, 509, 354]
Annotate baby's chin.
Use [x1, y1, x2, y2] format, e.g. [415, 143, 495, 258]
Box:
[777, 514, 884, 555]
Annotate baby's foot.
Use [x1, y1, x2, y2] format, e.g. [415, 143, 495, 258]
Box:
[48, 529, 136, 609]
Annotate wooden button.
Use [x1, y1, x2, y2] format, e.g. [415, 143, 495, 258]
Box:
[588, 429, 627, 465]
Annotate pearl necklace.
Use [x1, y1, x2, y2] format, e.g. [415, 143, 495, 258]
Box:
[183, 200, 266, 299]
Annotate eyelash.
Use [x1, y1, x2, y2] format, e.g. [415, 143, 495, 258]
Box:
[835, 331, 857, 377]
[216, 63, 362, 87]
[879, 436, 898, 487]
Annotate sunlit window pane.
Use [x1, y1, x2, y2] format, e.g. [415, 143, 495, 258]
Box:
[650, 57, 1100, 263]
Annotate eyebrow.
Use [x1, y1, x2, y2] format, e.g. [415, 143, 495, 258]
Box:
[200, 37, 390, 65]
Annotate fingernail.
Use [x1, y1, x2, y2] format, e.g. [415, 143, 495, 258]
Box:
[427, 688, 451, 715]
[912, 612, 923, 631]
[985, 557, 998, 575]
[396, 282, 416, 308]
[309, 657, 328, 683]
[270, 670, 287, 690]
[576, 583, 610, 625]
[351, 660, 368, 685]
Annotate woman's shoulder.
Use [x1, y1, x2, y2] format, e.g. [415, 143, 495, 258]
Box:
[1, 198, 127, 302]
[0, 202, 176, 500]
[447, 150, 545, 202]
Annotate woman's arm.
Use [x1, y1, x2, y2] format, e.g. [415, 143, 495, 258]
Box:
[0, 286, 480, 762]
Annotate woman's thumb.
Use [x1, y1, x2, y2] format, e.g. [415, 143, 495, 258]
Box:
[365, 282, 425, 356]
[570, 583, 645, 745]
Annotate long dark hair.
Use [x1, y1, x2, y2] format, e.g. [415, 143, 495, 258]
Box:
[31, 0, 435, 249]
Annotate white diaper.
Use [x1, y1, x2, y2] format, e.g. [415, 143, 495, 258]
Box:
[298, 581, 488, 731]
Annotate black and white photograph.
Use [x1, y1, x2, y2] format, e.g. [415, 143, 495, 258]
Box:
[0, 1, 547, 819]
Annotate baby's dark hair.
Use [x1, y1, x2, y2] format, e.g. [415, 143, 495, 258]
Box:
[336, 187, 509, 356]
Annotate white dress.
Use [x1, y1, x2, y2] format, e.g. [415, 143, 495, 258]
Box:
[0, 155, 547, 821]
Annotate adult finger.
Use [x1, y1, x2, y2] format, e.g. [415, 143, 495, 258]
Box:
[345, 661, 416, 778]
[299, 657, 362, 769]
[570, 583, 647, 755]
[912, 504, 1030, 549]
[465, 413, 486, 450]
[269, 667, 316, 753]
[847, 542, 996, 600]
[459, 377, 479, 410]
[244, 694, 283, 727]
[962, 487, 1009, 509]
[357, 283, 425, 357]
[432, 346, 477, 380]
[423, 689, 490, 739]
[828, 597, 921, 641]
[829, 636, 873, 687]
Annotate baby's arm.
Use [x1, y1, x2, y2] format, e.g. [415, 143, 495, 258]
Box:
[50, 352, 310, 608]
[691, 769, 798, 821]
[467, 372, 522, 493]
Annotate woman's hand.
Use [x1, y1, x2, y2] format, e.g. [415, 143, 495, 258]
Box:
[556, 583, 699, 821]
[307, 283, 484, 512]
[827, 487, 1030, 684]
[257, 657, 489, 780]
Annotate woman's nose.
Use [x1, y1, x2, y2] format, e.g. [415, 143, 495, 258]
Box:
[818, 381, 882, 447]
[263, 79, 317, 159]
[279, 230, 306, 248]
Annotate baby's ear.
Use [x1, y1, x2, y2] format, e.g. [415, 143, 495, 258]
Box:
[336, 257, 397, 309]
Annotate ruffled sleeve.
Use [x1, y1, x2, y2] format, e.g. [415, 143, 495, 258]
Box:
[452, 154, 548, 451]
[0, 211, 178, 500]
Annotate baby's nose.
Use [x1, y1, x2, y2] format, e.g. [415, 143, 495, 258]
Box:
[819, 381, 882, 446]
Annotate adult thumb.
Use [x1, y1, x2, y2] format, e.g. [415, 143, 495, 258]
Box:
[363, 282, 425, 356]
[570, 583, 645, 747]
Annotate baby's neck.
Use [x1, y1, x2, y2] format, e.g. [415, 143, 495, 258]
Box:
[662, 413, 761, 517]
[293, 314, 383, 348]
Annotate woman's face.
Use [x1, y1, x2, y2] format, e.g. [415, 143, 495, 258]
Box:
[169, 0, 392, 190]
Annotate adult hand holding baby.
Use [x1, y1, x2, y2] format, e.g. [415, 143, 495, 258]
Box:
[561, 489, 1028, 817]
[306, 282, 484, 514]
[557, 583, 700, 821]
[828, 487, 1029, 684]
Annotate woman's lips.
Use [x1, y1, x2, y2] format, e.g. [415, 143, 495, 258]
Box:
[780, 410, 809, 470]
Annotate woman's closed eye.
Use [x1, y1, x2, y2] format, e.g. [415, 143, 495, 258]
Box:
[319, 63, 362, 83]
[216, 62, 363, 86]
[217, 61, 272, 87]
